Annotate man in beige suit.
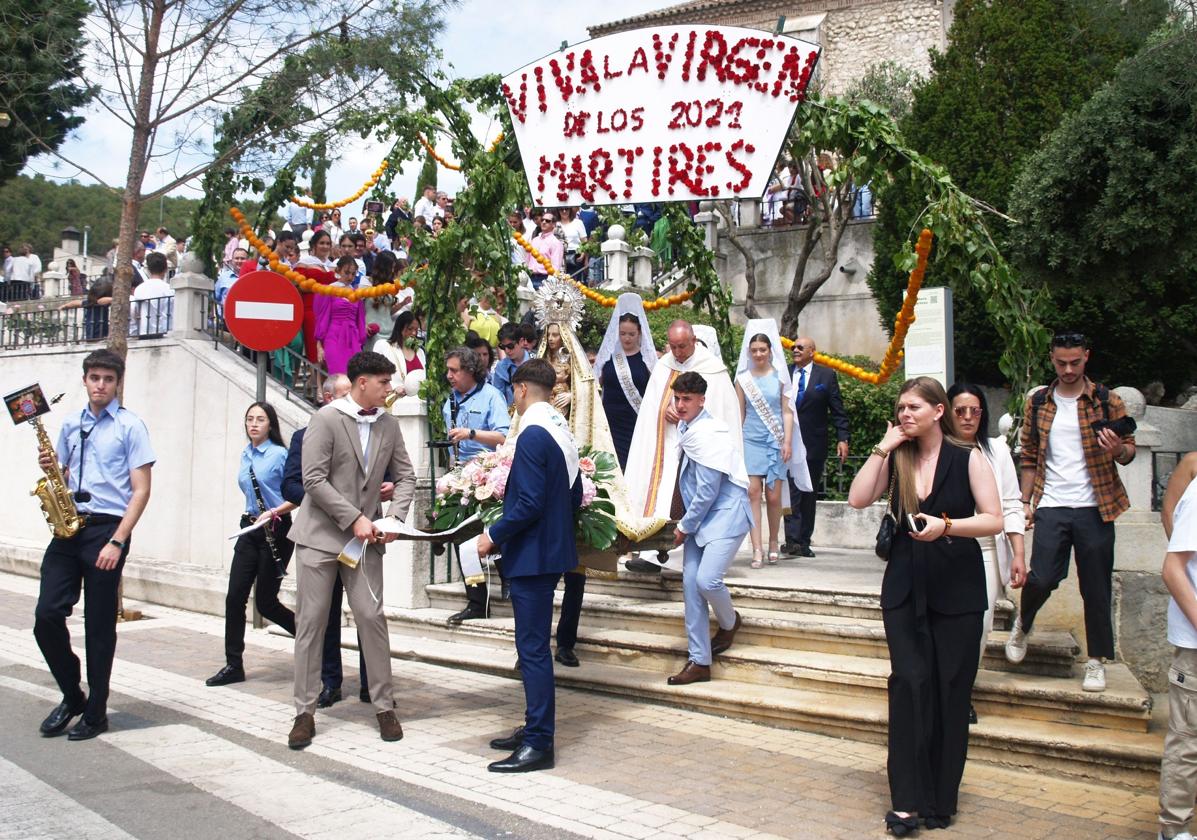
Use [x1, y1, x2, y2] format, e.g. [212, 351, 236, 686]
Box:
[287, 350, 416, 749]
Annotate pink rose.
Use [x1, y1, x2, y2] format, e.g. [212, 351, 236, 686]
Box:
[581, 475, 597, 506]
[489, 465, 510, 499]
[578, 456, 596, 476]
[435, 474, 452, 495]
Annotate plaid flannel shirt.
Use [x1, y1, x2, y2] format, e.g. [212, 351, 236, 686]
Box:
[1019, 378, 1135, 522]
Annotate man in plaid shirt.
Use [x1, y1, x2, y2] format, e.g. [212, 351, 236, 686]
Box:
[1006, 333, 1137, 693]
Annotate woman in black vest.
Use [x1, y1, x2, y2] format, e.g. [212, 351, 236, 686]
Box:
[849, 377, 1002, 835]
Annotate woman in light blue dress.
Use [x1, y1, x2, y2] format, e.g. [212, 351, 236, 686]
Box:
[735, 331, 794, 568]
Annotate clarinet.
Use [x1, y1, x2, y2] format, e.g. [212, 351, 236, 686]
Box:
[248, 466, 285, 579]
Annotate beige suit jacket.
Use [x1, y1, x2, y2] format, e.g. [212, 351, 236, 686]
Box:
[289, 403, 417, 555]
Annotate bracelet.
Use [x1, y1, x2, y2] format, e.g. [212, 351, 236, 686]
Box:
[941, 513, 952, 534]
[870, 444, 888, 459]
[108, 537, 126, 550]
[1021, 498, 1032, 505]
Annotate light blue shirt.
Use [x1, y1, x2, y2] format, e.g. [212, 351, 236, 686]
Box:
[285, 203, 312, 227]
[491, 354, 527, 407]
[440, 382, 510, 461]
[676, 412, 753, 545]
[56, 399, 155, 516]
[237, 440, 288, 513]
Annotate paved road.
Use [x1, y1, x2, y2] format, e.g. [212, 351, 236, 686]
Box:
[0, 571, 1162, 839]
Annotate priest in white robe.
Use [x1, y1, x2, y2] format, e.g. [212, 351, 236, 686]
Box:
[623, 320, 742, 573]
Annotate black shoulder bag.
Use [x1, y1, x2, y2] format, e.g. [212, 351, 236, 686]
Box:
[874, 460, 899, 560]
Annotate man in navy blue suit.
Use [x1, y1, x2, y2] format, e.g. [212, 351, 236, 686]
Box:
[477, 359, 582, 773]
[783, 336, 850, 558]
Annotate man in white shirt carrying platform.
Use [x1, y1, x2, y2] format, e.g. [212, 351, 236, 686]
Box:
[1006, 332, 1137, 693]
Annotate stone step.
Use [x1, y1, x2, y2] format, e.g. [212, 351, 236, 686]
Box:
[383, 605, 1146, 733]
[425, 583, 1054, 674]
[368, 626, 1163, 791]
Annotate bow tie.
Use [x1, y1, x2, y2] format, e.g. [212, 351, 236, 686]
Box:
[358, 407, 378, 417]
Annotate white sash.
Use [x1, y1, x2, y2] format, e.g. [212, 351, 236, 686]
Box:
[736, 372, 784, 448]
[613, 353, 643, 413]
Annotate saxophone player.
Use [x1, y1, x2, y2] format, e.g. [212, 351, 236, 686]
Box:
[34, 349, 155, 741]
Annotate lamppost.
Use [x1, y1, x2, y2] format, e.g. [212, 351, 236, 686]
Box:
[83, 224, 91, 261]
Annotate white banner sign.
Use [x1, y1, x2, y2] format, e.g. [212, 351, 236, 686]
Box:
[502, 25, 820, 207]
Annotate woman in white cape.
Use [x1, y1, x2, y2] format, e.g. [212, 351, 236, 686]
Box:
[734, 319, 811, 567]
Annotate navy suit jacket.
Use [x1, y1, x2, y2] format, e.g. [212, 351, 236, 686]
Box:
[282, 427, 307, 506]
[488, 425, 582, 578]
[790, 362, 849, 462]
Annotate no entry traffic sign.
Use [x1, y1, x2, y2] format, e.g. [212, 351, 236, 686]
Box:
[224, 270, 303, 352]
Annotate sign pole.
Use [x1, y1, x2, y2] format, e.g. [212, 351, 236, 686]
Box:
[256, 350, 267, 403]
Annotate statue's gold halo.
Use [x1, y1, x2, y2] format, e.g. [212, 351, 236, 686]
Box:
[532, 277, 586, 332]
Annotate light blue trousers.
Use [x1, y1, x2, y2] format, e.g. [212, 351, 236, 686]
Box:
[682, 534, 744, 666]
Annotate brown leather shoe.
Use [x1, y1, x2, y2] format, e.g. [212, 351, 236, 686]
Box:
[711, 611, 743, 655]
[667, 661, 711, 685]
[377, 710, 404, 742]
[288, 713, 315, 750]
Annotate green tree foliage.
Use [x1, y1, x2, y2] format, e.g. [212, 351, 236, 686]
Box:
[1009, 21, 1197, 394]
[843, 60, 921, 123]
[414, 153, 437, 203]
[0, 175, 198, 261]
[0, 0, 93, 187]
[868, 0, 1166, 385]
[310, 140, 328, 206]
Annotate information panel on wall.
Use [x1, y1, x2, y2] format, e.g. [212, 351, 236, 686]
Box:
[502, 25, 821, 208]
[902, 287, 955, 388]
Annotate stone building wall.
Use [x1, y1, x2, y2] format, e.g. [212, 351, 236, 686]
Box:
[589, 0, 950, 95]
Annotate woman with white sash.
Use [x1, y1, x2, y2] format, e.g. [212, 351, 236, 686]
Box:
[592, 293, 655, 471]
[734, 320, 805, 568]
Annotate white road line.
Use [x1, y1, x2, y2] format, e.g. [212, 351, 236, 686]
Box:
[106, 724, 475, 840]
[0, 755, 136, 840]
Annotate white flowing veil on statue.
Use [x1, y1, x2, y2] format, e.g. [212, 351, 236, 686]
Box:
[510, 279, 663, 566]
[592, 292, 656, 377]
[735, 318, 811, 501]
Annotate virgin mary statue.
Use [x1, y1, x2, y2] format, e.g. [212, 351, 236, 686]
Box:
[514, 279, 668, 557]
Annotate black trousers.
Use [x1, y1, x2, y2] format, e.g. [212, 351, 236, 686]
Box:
[321, 573, 368, 691]
[784, 455, 825, 546]
[224, 517, 295, 668]
[883, 597, 982, 817]
[1019, 506, 1116, 659]
[555, 571, 586, 650]
[34, 516, 130, 724]
[466, 553, 506, 614]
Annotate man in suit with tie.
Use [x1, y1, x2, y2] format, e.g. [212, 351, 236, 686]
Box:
[479, 359, 583, 773]
[783, 336, 850, 558]
[666, 372, 755, 686]
[286, 351, 416, 750]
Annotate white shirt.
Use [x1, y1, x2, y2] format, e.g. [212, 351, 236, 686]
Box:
[131, 277, 175, 335]
[413, 196, 437, 225]
[332, 395, 383, 466]
[1039, 392, 1097, 508]
[370, 231, 391, 252]
[1167, 476, 1197, 647]
[285, 204, 311, 227]
[29, 253, 42, 275]
[561, 218, 588, 251]
[9, 255, 35, 284]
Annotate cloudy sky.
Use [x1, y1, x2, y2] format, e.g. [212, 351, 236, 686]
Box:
[23, 0, 667, 212]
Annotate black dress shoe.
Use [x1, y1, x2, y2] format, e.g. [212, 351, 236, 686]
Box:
[39, 698, 86, 737]
[780, 543, 799, 557]
[205, 665, 246, 687]
[554, 648, 580, 667]
[969, 704, 978, 725]
[796, 544, 815, 558]
[884, 811, 919, 837]
[924, 814, 952, 829]
[489, 726, 525, 751]
[625, 558, 663, 574]
[359, 687, 370, 703]
[67, 717, 109, 741]
[488, 743, 554, 773]
[447, 607, 488, 625]
[317, 686, 342, 708]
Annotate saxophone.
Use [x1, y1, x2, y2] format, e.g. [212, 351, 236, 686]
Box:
[31, 396, 84, 539]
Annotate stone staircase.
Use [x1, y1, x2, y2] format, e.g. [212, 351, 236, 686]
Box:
[363, 546, 1162, 789]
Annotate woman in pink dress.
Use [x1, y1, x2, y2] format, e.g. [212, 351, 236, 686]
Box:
[313, 256, 366, 375]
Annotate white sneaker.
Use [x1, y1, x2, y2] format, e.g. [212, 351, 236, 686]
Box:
[1159, 831, 1194, 840]
[1005, 618, 1028, 664]
[1083, 659, 1107, 692]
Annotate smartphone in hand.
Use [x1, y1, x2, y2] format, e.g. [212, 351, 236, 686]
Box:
[906, 513, 924, 532]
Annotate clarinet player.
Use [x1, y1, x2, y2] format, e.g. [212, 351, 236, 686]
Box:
[207, 402, 297, 687]
[34, 350, 155, 741]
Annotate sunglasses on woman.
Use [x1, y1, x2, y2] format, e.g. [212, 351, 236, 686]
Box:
[953, 406, 983, 419]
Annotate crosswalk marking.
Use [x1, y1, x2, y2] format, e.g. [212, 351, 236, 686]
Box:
[107, 725, 475, 840]
[0, 755, 136, 840]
